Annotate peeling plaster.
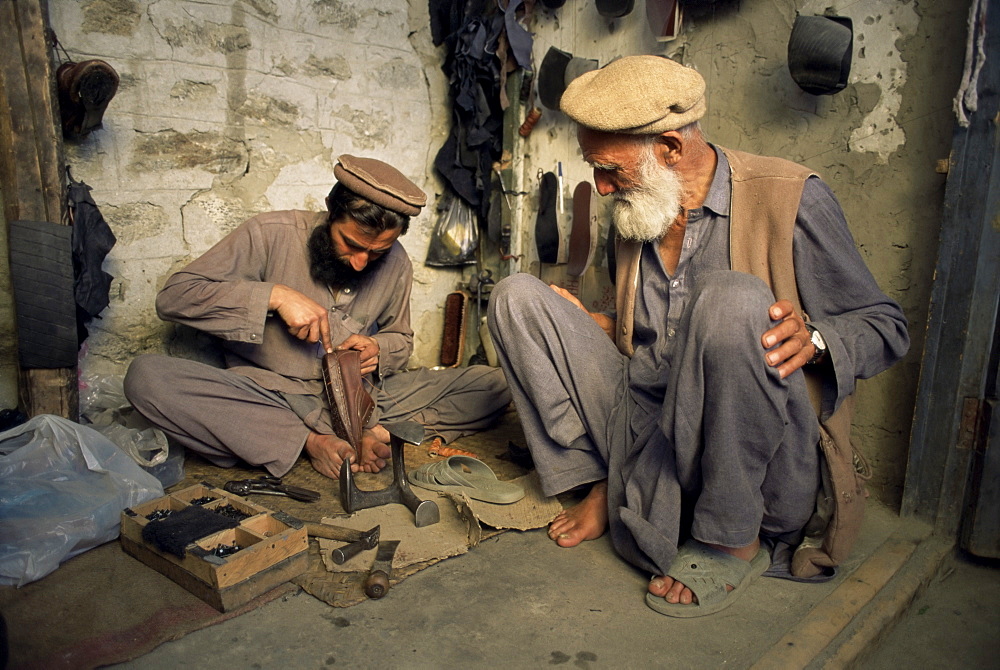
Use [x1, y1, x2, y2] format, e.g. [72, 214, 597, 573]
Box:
[180, 192, 260, 255]
[803, 0, 920, 163]
[81, 0, 141, 36]
[236, 91, 301, 127]
[130, 129, 249, 175]
[160, 17, 253, 54]
[169, 80, 218, 101]
[103, 201, 169, 246]
[332, 104, 392, 149]
[375, 58, 422, 91]
[312, 0, 388, 31]
[304, 54, 353, 80]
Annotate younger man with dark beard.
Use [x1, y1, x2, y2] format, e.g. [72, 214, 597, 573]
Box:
[125, 155, 510, 480]
[488, 56, 909, 617]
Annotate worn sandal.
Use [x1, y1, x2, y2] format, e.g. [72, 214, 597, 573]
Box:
[408, 456, 525, 504]
[645, 539, 771, 618]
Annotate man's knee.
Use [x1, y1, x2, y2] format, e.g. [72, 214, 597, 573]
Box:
[489, 273, 545, 316]
[123, 354, 171, 409]
[691, 271, 774, 323]
[687, 272, 776, 351]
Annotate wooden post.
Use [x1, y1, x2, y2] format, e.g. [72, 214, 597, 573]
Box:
[0, 0, 77, 420]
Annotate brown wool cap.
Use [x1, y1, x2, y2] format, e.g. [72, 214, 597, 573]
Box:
[560, 55, 706, 135]
[333, 155, 427, 217]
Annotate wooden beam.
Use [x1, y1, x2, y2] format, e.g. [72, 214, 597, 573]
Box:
[0, 0, 77, 420]
[902, 5, 1000, 535]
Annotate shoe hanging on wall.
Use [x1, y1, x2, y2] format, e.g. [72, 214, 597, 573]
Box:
[56, 59, 120, 138]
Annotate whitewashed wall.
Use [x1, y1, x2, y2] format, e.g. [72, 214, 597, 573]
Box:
[46, 0, 467, 382]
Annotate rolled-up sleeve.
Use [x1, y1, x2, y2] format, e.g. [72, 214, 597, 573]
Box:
[794, 178, 910, 419]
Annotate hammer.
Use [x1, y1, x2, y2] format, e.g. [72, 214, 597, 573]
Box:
[305, 523, 380, 564]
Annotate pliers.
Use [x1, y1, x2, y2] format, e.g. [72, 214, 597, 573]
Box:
[223, 475, 321, 502]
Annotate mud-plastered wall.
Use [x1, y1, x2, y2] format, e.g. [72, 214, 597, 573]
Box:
[517, 0, 969, 506]
[40, 0, 466, 390]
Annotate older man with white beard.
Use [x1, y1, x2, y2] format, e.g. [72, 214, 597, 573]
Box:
[487, 55, 909, 618]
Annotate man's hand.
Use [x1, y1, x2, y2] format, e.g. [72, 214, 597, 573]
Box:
[762, 299, 813, 379]
[269, 284, 333, 353]
[549, 284, 616, 341]
[337, 333, 380, 375]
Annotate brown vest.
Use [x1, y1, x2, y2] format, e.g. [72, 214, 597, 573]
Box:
[614, 146, 866, 578]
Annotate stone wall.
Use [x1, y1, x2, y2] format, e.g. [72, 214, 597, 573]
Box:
[43, 0, 463, 384]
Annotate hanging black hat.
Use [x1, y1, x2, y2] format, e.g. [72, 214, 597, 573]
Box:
[788, 14, 853, 96]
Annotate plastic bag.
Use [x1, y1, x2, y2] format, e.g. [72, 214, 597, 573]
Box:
[80, 372, 169, 467]
[425, 191, 480, 266]
[0, 414, 164, 586]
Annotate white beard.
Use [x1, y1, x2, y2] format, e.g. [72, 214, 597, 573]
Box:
[611, 155, 684, 242]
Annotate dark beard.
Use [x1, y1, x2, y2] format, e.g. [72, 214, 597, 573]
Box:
[307, 223, 387, 289]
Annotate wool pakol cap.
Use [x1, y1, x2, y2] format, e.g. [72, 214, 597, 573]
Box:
[560, 55, 706, 134]
[333, 155, 427, 217]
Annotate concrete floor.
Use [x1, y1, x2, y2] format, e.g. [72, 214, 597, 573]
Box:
[107, 500, 998, 669]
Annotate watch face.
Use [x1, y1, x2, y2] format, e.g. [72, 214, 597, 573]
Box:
[811, 328, 826, 351]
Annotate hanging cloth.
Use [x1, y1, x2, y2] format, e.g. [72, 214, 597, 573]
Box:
[67, 169, 117, 343]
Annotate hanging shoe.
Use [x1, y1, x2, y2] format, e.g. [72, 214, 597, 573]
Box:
[538, 47, 573, 110]
[567, 181, 598, 276]
[596, 0, 634, 18]
[535, 171, 560, 263]
[57, 59, 120, 138]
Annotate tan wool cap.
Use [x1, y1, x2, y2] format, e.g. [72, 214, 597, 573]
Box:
[560, 55, 706, 135]
[334, 155, 427, 217]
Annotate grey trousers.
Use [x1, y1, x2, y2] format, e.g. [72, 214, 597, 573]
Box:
[124, 355, 511, 477]
[488, 272, 820, 576]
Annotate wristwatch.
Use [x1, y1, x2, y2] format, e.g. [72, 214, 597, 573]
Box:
[805, 324, 827, 365]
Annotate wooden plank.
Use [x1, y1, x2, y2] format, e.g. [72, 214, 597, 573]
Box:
[120, 486, 309, 608]
[0, 1, 46, 222]
[121, 536, 308, 612]
[750, 537, 916, 670]
[0, 0, 76, 420]
[964, 397, 1000, 557]
[20, 367, 78, 419]
[15, 0, 62, 222]
[902, 5, 1000, 535]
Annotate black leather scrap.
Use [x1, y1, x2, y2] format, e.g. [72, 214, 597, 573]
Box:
[140, 505, 239, 558]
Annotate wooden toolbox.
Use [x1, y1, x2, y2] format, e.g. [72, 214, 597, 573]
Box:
[120, 483, 308, 611]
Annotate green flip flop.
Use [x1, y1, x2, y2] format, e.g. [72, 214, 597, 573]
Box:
[645, 539, 771, 618]
[408, 456, 525, 504]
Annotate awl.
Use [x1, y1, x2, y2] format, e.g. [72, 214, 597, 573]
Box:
[364, 540, 400, 599]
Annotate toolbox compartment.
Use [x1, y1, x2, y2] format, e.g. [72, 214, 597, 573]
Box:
[121, 483, 308, 611]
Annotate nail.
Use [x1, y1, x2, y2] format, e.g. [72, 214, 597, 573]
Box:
[650, 578, 664, 589]
[764, 336, 775, 347]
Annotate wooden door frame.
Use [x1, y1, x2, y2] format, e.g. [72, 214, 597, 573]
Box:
[0, 0, 77, 419]
[902, 5, 1000, 538]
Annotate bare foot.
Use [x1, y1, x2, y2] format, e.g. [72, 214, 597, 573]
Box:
[548, 480, 609, 547]
[648, 537, 761, 605]
[304, 432, 355, 479]
[370, 424, 391, 444]
[355, 428, 391, 473]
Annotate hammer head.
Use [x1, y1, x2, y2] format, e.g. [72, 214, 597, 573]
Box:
[360, 524, 381, 549]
